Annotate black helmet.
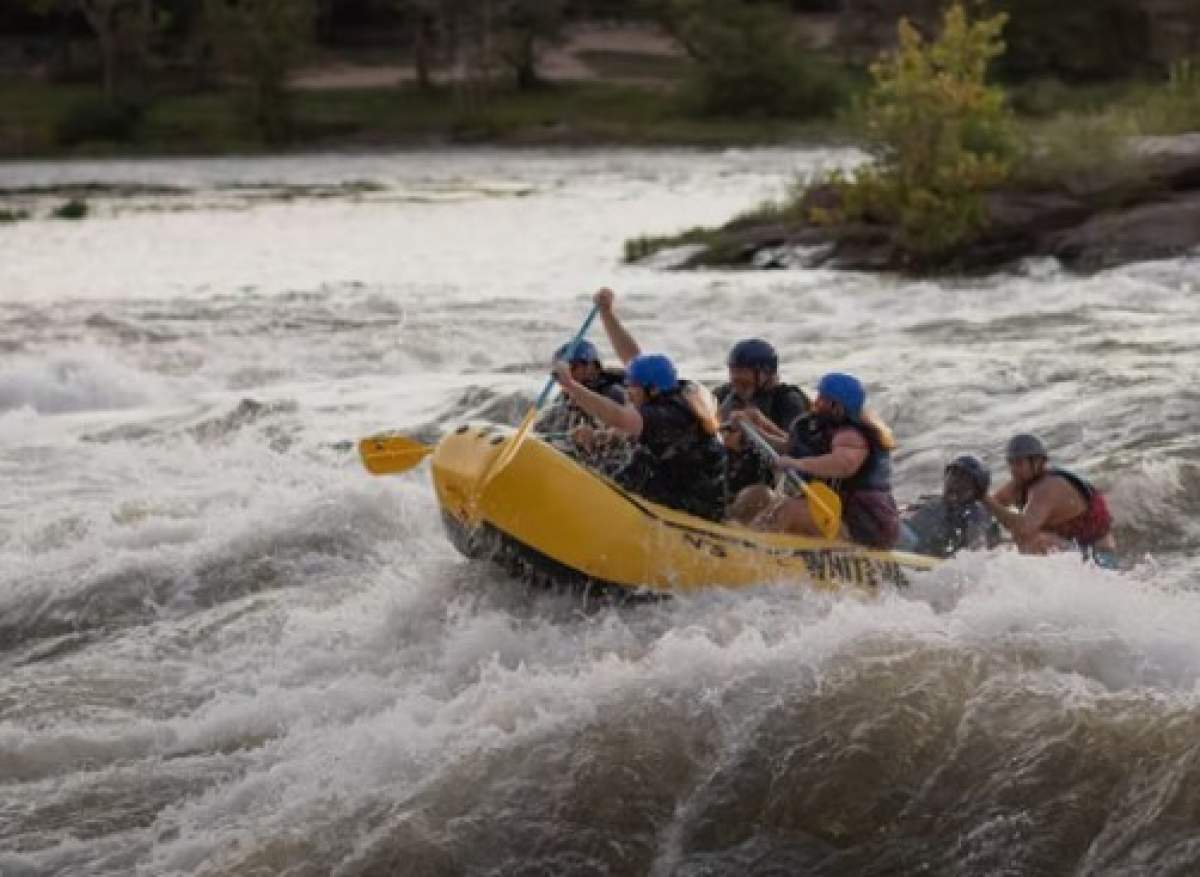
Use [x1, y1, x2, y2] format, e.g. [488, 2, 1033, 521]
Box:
[727, 338, 778, 373]
[1005, 433, 1047, 462]
[945, 454, 991, 493]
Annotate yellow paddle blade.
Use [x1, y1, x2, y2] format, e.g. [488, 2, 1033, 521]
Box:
[803, 481, 843, 541]
[358, 435, 432, 475]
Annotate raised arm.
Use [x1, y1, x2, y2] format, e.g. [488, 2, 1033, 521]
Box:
[593, 287, 641, 365]
[554, 363, 643, 436]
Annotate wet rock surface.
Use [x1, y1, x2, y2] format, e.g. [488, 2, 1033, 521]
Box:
[669, 136, 1200, 274]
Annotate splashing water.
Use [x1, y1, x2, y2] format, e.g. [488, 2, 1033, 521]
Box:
[1, 149, 1198, 875]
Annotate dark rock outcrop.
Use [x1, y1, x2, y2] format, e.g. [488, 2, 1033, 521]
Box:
[665, 136, 1200, 275]
[1048, 194, 1200, 272]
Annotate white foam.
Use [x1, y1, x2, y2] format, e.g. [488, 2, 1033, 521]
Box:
[0, 348, 169, 414]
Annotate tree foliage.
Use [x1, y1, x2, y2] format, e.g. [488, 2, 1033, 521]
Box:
[985, 0, 1151, 82]
[823, 2, 1017, 262]
[204, 0, 315, 142]
[653, 0, 845, 118]
[25, 0, 163, 100]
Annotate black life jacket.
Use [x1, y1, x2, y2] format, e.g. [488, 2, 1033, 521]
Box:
[537, 367, 627, 434]
[1017, 466, 1094, 509]
[786, 412, 893, 494]
[592, 368, 627, 404]
[616, 383, 727, 521]
[903, 497, 1000, 558]
[717, 381, 810, 429]
[717, 382, 810, 494]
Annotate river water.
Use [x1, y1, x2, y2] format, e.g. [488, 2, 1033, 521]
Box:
[1, 148, 1199, 876]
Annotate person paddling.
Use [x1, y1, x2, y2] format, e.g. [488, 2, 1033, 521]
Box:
[983, 433, 1118, 568]
[714, 338, 810, 497]
[730, 372, 900, 548]
[552, 288, 726, 521]
[537, 339, 626, 434]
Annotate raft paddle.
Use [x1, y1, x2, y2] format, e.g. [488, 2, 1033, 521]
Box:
[736, 419, 843, 541]
[472, 304, 601, 503]
[358, 435, 433, 475]
[359, 431, 573, 476]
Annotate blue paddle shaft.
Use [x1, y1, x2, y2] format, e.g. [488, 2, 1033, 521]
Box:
[535, 303, 600, 409]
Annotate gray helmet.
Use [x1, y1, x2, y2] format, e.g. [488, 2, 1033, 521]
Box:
[1005, 433, 1047, 462]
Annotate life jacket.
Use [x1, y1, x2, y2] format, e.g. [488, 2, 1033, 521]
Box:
[537, 368, 627, 434]
[592, 368, 627, 403]
[902, 497, 1001, 558]
[718, 382, 810, 494]
[616, 381, 726, 521]
[787, 412, 898, 548]
[717, 382, 810, 429]
[786, 413, 893, 495]
[1019, 466, 1112, 547]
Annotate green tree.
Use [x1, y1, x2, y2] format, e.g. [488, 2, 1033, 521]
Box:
[204, 0, 316, 142]
[827, 3, 1017, 262]
[395, 0, 441, 91]
[497, 0, 566, 90]
[651, 0, 844, 117]
[25, 0, 161, 101]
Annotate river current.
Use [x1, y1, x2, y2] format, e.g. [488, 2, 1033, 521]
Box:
[1, 148, 1199, 875]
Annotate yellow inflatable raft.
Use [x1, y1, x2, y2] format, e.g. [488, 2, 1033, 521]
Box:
[431, 424, 939, 595]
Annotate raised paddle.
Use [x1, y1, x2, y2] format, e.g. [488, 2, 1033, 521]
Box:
[471, 304, 601, 503]
[736, 419, 843, 541]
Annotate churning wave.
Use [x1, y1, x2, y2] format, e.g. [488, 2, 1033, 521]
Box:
[0, 349, 169, 415]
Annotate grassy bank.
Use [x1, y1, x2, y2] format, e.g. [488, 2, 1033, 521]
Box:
[0, 78, 859, 158]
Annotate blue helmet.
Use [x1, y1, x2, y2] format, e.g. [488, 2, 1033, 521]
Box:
[627, 353, 678, 393]
[727, 338, 778, 373]
[816, 372, 865, 419]
[554, 339, 601, 364]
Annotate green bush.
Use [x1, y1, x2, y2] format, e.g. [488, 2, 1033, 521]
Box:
[51, 199, 89, 219]
[821, 3, 1017, 262]
[54, 97, 143, 146]
[666, 0, 850, 118]
[1015, 112, 1140, 191]
[1014, 59, 1200, 190]
[1133, 58, 1200, 135]
[205, 0, 315, 143]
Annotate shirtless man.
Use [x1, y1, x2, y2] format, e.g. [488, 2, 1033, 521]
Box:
[984, 433, 1117, 567]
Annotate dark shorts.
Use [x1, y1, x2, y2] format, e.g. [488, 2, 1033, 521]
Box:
[844, 490, 900, 549]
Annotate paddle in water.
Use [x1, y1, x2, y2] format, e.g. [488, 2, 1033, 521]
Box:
[359, 430, 574, 476]
[358, 435, 433, 475]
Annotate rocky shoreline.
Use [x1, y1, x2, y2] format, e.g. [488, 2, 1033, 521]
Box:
[651, 133, 1200, 274]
